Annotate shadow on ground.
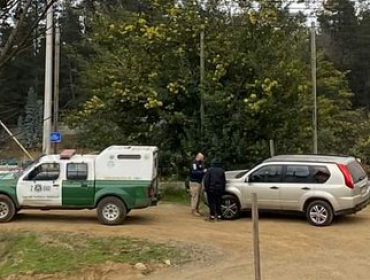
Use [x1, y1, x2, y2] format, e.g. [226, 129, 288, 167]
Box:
[237, 209, 368, 226]
[13, 211, 156, 226]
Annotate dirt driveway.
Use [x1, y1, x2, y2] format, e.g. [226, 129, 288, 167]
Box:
[2, 203, 370, 280]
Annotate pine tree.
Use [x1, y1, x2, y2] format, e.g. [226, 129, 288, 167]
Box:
[21, 87, 43, 149]
[0, 0, 46, 125]
[318, 0, 370, 108]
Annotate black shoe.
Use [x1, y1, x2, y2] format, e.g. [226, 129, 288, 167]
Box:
[206, 216, 215, 221]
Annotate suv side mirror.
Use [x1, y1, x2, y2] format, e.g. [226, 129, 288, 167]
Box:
[245, 176, 249, 183]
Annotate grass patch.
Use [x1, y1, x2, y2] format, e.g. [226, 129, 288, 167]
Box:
[161, 186, 190, 204]
[0, 231, 192, 277]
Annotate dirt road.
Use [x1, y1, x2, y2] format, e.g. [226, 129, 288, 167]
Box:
[2, 203, 370, 280]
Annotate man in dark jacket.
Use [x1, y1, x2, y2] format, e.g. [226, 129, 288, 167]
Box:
[203, 158, 226, 221]
[189, 152, 206, 216]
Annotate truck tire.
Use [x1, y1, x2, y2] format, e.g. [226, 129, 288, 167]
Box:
[306, 200, 334, 227]
[97, 196, 127, 226]
[0, 195, 16, 223]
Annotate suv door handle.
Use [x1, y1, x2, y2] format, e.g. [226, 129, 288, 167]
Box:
[53, 184, 59, 187]
[270, 186, 279, 190]
[301, 187, 310, 190]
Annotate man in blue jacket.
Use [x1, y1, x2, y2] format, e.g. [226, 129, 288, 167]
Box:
[189, 152, 206, 216]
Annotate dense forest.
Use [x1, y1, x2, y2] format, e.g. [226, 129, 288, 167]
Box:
[1, 0, 370, 175]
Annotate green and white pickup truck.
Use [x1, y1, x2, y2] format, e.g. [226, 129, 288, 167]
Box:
[0, 146, 160, 225]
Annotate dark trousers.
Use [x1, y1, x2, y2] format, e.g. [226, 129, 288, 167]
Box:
[207, 192, 222, 217]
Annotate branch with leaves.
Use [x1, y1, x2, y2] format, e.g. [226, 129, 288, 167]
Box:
[0, 0, 58, 71]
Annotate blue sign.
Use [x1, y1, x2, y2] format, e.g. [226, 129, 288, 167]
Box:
[50, 132, 62, 143]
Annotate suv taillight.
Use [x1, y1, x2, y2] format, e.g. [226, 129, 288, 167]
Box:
[337, 164, 355, 189]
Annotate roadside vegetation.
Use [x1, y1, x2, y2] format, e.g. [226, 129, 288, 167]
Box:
[161, 183, 190, 205]
[3, 1, 370, 176]
[0, 231, 192, 277]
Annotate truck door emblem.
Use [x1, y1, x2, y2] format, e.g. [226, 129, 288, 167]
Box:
[34, 184, 42, 192]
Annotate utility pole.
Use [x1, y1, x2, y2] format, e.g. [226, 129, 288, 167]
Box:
[269, 139, 275, 157]
[53, 23, 61, 154]
[200, 28, 205, 140]
[311, 21, 318, 154]
[42, 0, 54, 155]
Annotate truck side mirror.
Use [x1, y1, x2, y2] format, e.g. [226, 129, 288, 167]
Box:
[245, 176, 249, 183]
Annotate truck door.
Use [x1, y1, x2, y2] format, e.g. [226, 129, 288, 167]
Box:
[62, 162, 94, 207]
[17, 162, 62, 206]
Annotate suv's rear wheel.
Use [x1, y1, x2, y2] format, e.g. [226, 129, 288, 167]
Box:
[221, 195, 240, 220]
[97, 197, 127, 226]
[306, 200, 333, 226]
[0, 195, 16, 223]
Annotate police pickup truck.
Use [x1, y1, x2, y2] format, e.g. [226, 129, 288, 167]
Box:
[0, 146, 160, 225]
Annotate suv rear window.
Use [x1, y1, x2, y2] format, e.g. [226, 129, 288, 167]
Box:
[284, 165, 330, 184]
[347, 161, 367, 183]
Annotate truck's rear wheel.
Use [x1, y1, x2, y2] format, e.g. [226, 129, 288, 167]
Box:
[0, 195, 16, 223]
[97, 197, 127, 226]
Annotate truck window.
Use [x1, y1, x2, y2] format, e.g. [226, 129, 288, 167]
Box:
[25, 163, 60, 181]
[117, 155, 141, 160]
[67, 163, 88, 180]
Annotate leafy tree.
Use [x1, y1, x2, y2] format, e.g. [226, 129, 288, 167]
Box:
[65, 1, 363, 174]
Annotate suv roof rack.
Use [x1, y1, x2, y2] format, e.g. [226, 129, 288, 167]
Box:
[272, 154, 350, 158]
[265, 154, 355, 164]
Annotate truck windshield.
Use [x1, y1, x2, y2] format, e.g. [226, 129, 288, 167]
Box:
[20, 154, 46, 176]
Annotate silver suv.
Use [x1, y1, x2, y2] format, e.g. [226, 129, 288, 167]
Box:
[222, 155, 370, 226]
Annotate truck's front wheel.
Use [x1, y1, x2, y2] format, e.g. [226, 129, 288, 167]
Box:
[0, 195, 16, 223]
[97, 197, 127, 226]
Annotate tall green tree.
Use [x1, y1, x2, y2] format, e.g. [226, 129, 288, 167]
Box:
[58, 0, 90, 109]
[0, 0, 58, 70]
[0, 0, 46, 125]
[0, 0, 87, 126]
[318, 0, 370, 108]
[20, 87, 43, 149]
[66, 0, 367, 173]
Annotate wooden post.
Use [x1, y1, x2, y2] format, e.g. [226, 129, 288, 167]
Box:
[0, 120, 33, 160]
[269, 139, 275, 157]
[251, 193, 261, 280]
